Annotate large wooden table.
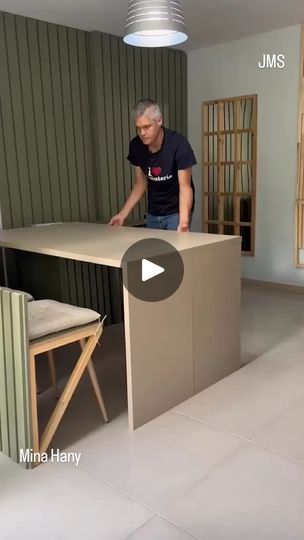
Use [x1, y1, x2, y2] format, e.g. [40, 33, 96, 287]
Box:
[0, 222, 241, 432]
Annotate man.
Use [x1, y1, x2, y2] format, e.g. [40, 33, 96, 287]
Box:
[109, 99, 197, 232]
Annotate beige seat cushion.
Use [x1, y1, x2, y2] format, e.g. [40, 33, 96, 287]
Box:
[28, 300, 100, 341]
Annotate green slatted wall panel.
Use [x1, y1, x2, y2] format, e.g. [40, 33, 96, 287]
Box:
[0, 289, 31, 468]
[0, 12, 97, 228]
[0, 12, 187, 325]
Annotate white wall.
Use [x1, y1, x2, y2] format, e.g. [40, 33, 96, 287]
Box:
[188, 25, 303, 285]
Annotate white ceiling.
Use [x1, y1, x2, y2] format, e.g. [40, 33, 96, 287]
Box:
[0, 0, 303, 51]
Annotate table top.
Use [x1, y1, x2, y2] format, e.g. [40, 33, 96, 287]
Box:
[0, 222, 240, 268]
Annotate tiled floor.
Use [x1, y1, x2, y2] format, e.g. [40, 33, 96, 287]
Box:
[1, 283, 304, 539]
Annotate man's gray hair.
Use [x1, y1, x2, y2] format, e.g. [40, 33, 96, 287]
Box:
[132, 99, 162, 121]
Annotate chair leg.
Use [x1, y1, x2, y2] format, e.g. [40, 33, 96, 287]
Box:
[47, 350, 59, 398]
[29, 351, 39, 455]
[80, 339, 108, 422]
[40, 328, 103, 454]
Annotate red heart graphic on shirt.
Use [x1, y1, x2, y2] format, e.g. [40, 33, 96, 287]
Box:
[152, 167, 162, 176]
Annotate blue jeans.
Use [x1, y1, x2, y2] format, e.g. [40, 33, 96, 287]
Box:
[146, 212, 191, 231]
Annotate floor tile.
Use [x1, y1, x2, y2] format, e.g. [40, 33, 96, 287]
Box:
[0, 458, 153, 540]
[76, 411, 243, 511]
[163, 444, 304, 540]
[253, 395, 304, 461]
[175, 340, 304, 439]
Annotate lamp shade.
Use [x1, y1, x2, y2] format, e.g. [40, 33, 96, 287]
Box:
[123, 0, 188, 47]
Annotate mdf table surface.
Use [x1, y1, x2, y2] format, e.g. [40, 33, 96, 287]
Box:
[0, 221, 237, 266]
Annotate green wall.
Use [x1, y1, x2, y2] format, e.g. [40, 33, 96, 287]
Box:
[0, 12, 96, 228]
[0, 10, 188, 319]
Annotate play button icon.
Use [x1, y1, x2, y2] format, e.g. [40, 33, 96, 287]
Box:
[121, 238, 184, 302]
[142, 259, 165, 282]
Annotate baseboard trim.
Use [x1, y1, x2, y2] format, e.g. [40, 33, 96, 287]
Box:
[242, 278, 304, 294]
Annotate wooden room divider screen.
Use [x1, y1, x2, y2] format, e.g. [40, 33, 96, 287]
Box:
[203, 94, 257, 256]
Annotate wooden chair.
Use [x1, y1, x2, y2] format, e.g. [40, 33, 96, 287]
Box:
[28, 299, 108, 457]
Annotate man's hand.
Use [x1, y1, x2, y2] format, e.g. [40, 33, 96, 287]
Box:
[109, 167, 147, 227]
[108, 212, 126, 226]
[178, 221, 189, 233]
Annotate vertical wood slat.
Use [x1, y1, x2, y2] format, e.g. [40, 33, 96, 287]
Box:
[59, 25, 79, 221]
[75, 261, 85, 308]
[251, 96, 258, 256]
[68, 27, 88, 222]
[88, 265, 99, 312]
[126, 46, 136, 221]
[300, 115, 304, 201]
[0, 288, 31, 468]
[296, 24, 304, 266]
[0, 13, 24, 228]
[89, 31, 110, 222]
[133, 47, 144, 222]
[218, 103, 224, 234]
[48, 23, 71, 222]
[155, 49, 163, 113]
[82, 263, 92, 308]
[202, 104, 208, 232]
[234, 100, 240, 237]
[168, 49, 176, 130]
[2, 291, 18, 461]
[38, 20, 60, 223]
[102, 34, 117, 218]
[111, 36, 125, 214]
[0, 290, 10, 455]
[0, 97, 12, 229]
[175, 51, 182, 134]
[29, 18, 53, 223]
[141, 48, 149, 98]
[11, 293, 31, 460]
[148, 49, 156, 100]
[79, 32, 97, 223]
[59, 259, 70, 303]
[181, 52, 187, 136]
[16, 16, 42, 225]
[119, 41, 131, 208]
[5, 14, 33, 227]
[162, 49, 169, 127]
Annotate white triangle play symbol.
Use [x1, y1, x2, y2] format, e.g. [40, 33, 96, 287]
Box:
[142, 259, 165, 282]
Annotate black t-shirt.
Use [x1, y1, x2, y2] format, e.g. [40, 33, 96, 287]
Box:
[127, 127, 197, 216]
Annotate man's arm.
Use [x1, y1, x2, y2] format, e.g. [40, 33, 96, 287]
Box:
[178, 168, 193, 232]
[109, 167, 147, 225]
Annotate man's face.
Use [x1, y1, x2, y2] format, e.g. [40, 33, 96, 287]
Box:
[135, 109, 163, 146]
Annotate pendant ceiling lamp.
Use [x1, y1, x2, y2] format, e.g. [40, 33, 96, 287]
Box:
[123, 0, 188, 48]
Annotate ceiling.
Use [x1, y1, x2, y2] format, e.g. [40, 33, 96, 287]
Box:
[0, 0, 303, 51]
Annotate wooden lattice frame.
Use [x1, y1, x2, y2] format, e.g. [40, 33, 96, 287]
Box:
[202, 94, 257, 255]
[295, 24, 304, 268]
